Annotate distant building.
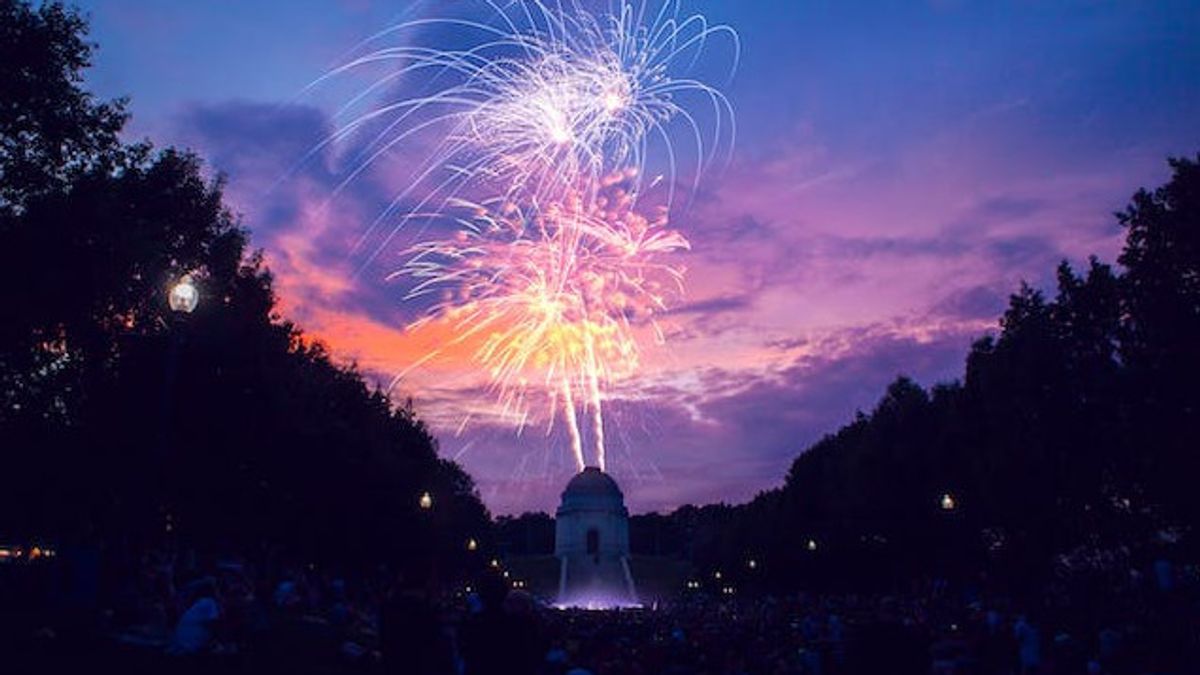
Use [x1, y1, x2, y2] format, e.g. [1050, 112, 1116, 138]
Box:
[554, 467, 638, 608]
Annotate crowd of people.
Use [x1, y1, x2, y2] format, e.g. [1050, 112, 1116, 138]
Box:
[540, 571, 1198, 675]
[3, 539, 1197, 674]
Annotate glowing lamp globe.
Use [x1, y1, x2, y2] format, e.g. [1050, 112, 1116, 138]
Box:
[941, 493, 957, 511]
[168, 276, 199, 314]
[418, 491, 433, 510]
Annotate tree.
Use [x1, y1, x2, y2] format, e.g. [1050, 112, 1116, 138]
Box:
[0, 0, 490, 574]
[693, 157, 1200, 592]
[1117, 155, 1200, 525]
[0, 0, 126, 214]
[1119, 156, 1200, 372]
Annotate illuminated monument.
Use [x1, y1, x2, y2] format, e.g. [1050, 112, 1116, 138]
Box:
[555, 467, 638, 608]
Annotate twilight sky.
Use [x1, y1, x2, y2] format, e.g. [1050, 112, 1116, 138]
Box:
[75, 0, 1199, 514]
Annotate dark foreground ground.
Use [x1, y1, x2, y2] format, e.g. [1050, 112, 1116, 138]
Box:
[3, 546, 1199, 674]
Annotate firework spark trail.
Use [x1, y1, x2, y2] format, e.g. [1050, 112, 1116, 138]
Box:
[317, 1, 736, 472]
[395, 181, 689, 469]
[560, 379, 586, 471]
[586, 342, 608, 470]
[313, 0, 736, 265]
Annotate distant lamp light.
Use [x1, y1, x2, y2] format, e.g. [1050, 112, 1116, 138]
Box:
[466, 538, 478, 552]
[940, 493, 957, 511]
[713, 571, 722, 580]
[419, 491, 434, 510]
[747, 559, 758, 570]
[489, 558, 500, 569]
[806, 539, 818, 552]
[168, 275, 200, 314]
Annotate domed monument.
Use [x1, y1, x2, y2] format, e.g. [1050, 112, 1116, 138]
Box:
[555, 467, 639, 608]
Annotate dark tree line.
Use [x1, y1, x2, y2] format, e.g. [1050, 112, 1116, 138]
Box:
[684, 155, 1200, 591]
[0, 0, 489, 576]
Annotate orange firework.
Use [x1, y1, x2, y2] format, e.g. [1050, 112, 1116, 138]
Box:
[396, 175, 687, 470]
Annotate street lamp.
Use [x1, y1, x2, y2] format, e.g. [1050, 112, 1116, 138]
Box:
[157, 274, 199, 523]
[419, 491, 434, 510]
[940, 493, 957, 511]
[168, 275, 199, 314]
[806, 539, 818, 552]
[466, 538, 478, 552]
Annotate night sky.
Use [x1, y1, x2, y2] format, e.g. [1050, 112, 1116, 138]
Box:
[74, 0, 1200, 514]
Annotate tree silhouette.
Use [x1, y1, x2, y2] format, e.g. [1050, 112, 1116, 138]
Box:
[648, 155, 1200, 591]
[0, 0, 126, 214]
[0, 0, 489, 575]
[1118, 156, 1200, 527]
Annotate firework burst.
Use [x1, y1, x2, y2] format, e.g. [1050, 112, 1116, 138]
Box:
[313, 1, 736, 472]
[395, 175, 688, 470]
[315, 0, 736, 258]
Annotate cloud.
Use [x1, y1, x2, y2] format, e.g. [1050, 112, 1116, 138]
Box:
[931, 284, 1008, 321]
[667, 293, 756, 317]
[478, 317, 981, 514]
[74, 0, 1200, 517]
[165, 92, 1140, 515]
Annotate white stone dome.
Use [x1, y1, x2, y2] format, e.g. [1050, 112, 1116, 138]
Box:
[558, 466, 627, 513]
[554, 467, 638, 607]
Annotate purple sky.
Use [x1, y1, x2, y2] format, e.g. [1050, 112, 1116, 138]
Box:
[75, 0, 1200, 514]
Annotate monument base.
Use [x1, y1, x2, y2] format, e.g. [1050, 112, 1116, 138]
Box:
[553, 467, 638, 609]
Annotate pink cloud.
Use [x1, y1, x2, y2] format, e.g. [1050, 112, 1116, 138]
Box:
[170, 98, 1159, 514]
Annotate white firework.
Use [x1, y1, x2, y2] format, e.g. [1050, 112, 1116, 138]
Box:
[307, 0, 737, 264]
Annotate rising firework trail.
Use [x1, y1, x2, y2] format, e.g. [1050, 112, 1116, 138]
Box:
[313, 1, 737, 471]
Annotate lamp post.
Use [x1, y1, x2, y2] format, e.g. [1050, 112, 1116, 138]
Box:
[163, 275, 200, 405]
[936, 492, 963, 580]
[157, 274, 200, 539]
[418, 490, 440, 595]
